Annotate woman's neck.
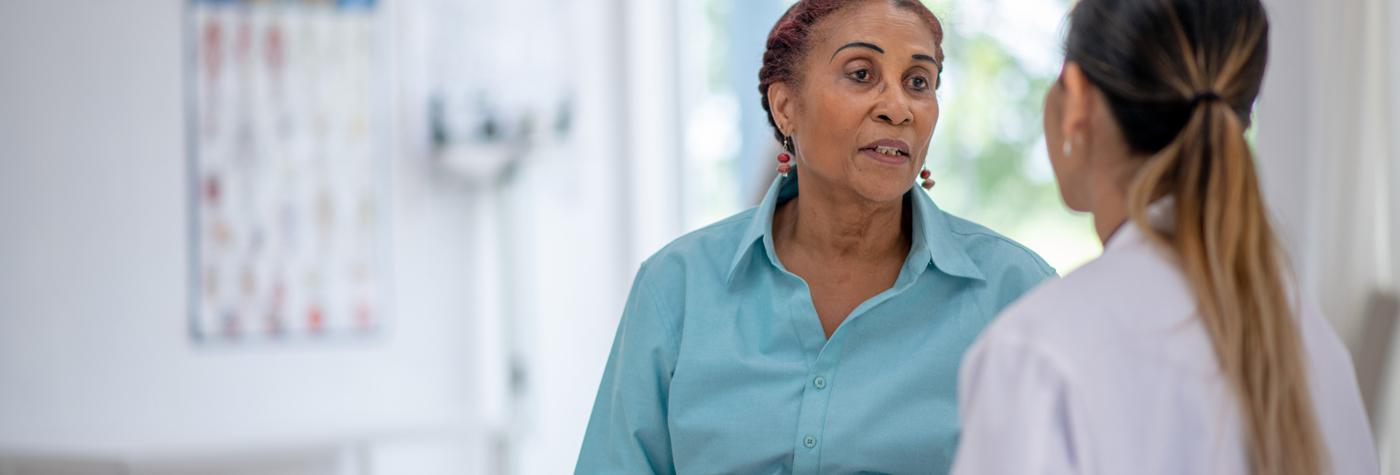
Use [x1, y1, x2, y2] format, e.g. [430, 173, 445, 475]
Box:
[1093, 199, 1129, 245]
[774, 175, 910, 262]
[1090, 160, 1142, 245]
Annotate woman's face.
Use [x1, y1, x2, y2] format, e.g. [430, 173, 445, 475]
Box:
[775, 1, 941, 203]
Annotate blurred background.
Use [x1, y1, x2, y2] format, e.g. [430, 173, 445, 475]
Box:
[0, 0, 1397, 473]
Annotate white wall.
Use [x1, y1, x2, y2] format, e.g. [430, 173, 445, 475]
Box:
[0, 0, 484, 471]
[1256, 0, 1395, 351]
[0, 0, 658, 473]
[502, 0, 674, 472]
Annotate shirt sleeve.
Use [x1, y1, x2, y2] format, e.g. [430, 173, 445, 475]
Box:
[575, 263, 680, 475]
[990, 253, 1058, 315]
[951, 332, 1082, 475]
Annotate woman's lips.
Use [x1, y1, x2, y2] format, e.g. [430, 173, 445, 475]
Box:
[859, 139, 912, 165]
[860, 147, 910, 165]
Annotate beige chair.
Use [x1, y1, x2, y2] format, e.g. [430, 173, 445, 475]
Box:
[1355, 290, 1400, 432]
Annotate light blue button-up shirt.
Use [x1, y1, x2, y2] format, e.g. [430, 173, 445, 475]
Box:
[577, 175, 1056, 474]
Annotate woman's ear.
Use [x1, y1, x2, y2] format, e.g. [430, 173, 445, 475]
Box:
[1059, 62, 1092, 146]
[768, 81, 796, 136]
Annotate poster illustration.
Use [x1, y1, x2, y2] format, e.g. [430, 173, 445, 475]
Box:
[187, 0, 389, 343]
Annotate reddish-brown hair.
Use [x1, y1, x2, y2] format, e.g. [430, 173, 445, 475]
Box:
[758, 0, 946, 151]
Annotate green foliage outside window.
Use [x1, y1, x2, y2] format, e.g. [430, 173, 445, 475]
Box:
[922, 0, 1101, 272]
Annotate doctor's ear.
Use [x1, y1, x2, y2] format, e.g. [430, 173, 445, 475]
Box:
[1059, 62, 1094, 145]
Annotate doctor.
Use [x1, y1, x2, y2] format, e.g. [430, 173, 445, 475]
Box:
[951, 0, 1378, 473]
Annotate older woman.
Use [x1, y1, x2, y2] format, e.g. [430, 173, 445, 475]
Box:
[576, 0, 1054, 473]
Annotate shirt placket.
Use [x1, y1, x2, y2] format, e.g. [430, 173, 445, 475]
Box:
[783, 271, 858, 475]
[783, 261, 923, 474]
[790, 325, 846, 475]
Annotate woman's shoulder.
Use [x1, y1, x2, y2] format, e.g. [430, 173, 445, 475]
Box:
[632, 206, 762, 292]
[938, 210, 1057, 279]
[929, 209, 1057, 314]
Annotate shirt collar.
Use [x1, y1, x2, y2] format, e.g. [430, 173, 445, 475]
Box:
[1105, 198, 1176, 253]
[725, 174, 985, 285]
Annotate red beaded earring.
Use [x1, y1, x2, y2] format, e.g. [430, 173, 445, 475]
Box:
[920, 168, 935, 190]
[777, 135, 794, 178]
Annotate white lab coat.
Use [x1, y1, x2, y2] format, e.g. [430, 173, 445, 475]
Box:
[951, 219, 1379, 475]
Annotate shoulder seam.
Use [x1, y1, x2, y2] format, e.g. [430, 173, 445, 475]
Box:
[635, 261, 683, 355]
[949, 227, 1057, 276]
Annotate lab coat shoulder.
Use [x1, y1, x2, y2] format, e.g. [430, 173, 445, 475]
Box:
[982, 232, 1194, 348]
[973, 246, 1130, 345]
[954, 304, 1086, 475]
[962, 233, 1381, 475]
[951, 251, 1137, 475]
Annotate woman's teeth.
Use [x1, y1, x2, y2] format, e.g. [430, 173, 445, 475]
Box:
[875, 146, 904, 156]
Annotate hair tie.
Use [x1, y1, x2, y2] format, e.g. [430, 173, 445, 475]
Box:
[1192, 90, 1222, 105]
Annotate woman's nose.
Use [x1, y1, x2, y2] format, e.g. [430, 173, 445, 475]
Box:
[875, 108, 912, 126]
[877, 112, 910, 125]
[873, 85, 913, 125]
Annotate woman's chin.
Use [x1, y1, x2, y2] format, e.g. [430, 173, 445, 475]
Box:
[1059, 192, 1090, 213]
[849, 175, 916, 203]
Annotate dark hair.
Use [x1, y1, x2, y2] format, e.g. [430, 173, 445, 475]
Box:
[1066, 0, 1325, 473]
[758, 0, 945, 152]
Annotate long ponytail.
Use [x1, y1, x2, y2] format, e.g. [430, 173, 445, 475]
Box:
[1128, 96, 1326, 475]
[1069, 0, 1326, 472]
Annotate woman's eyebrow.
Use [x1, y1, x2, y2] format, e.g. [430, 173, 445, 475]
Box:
[912, 53, 942, 71]
[830, 41, 884, 61]
[829, 42, 941, 71]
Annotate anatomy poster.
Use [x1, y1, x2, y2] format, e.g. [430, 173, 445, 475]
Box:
[187, 0, 389, 343]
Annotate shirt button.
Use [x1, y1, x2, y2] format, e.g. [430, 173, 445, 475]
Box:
[813, 376, 827, 390]
[803, 435, 817, 448]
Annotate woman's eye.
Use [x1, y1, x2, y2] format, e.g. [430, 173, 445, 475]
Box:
[908, 76, 930, 90]
[848, 69, 871, 82]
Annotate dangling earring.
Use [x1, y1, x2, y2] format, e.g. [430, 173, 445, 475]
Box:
[920, 168, 935, 190]
[777, 135, 794, 178]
